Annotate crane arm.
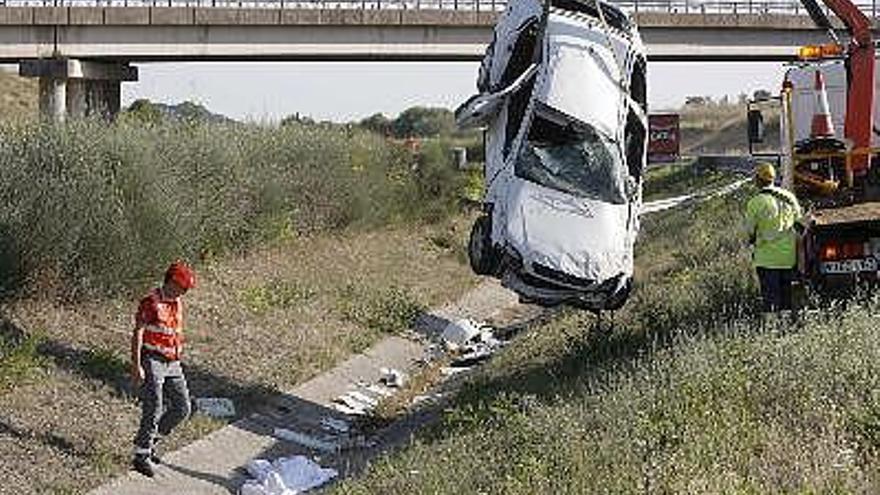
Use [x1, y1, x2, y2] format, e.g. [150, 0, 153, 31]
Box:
[802, 0, 875, 175]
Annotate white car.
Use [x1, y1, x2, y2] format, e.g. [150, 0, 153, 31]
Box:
[456, 0, 647, 311]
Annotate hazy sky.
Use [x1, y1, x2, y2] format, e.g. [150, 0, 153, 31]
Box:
[121, 61, 788, 122]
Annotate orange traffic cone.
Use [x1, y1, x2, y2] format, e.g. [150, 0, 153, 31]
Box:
[810, 70, 835, 138]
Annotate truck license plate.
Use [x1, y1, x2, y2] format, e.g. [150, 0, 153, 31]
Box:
[821, 257, 879, 274]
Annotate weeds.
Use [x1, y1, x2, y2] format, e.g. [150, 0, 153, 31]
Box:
[333, 189, 880, 494]
[240, 279, 317, 314]
[0, 119, 466, 299]
[79, 347, 128, 383]
[0, 332, 47, 392]
[338, 284, 424, 335]
[642, 160, 738, 202]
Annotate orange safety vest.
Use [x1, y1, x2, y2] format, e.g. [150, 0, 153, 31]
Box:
[136, 288, 184, 361]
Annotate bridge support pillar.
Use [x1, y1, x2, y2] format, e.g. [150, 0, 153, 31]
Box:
[20, 59, 137, 121]
[38, 77, 67, 123]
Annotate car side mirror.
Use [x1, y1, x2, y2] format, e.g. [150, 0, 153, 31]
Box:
[748, 109, 765, 144]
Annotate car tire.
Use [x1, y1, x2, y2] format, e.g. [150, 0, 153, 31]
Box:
[468, 215, 499, 276]
[603, 277, 633, 311]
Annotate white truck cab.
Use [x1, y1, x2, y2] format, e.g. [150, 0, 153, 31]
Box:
[456, 0, 647, 311]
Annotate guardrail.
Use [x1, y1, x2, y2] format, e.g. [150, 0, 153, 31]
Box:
[0, 0, 878, 20]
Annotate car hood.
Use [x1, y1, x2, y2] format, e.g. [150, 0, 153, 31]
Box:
[505, 179, 632, 282]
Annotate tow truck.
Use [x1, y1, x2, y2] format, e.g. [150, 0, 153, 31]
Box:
[748, 0, 880, 297]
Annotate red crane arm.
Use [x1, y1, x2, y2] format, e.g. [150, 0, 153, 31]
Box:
[823, 0, 875, 174]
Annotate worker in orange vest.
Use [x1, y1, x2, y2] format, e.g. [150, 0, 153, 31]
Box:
[130, 261, 196, 478]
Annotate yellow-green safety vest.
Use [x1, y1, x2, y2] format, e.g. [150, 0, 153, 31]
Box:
[745, 185, 803, 269]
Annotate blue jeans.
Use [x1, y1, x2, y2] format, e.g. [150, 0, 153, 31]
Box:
[756, 267, 795, 312]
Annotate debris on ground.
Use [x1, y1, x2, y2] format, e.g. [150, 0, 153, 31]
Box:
[333, 391, 377, 416]
[273, 428, 339, 453]
[439, 318, 506, 367]
[193, 397, 237, 418]
[411, 392, 445, 406]
[440, 318, 484, 350]
[380, 367, 407, 388]
[319, 417, 351, 435]
[440, 366, 469, 376]
[359, 382, 394, 397]
[450, 345, 496, 367]
[240, 456, 338, 495]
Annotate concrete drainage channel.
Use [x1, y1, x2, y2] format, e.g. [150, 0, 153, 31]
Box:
[90, 182, 747, 495]
[89, 280, 548, 495]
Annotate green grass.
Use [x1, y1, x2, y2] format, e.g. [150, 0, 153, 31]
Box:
[338, 284, 424, 335]
[240, 279, 317, 314]
[79, 347, 128, 383]
[643, 159, 740, 202]
[0, 332, 47, 391]
[0, 119, 468, 299]
[332, 187, 880, 494]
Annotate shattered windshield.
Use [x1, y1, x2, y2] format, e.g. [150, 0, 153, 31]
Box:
[514, 106, 627, 204]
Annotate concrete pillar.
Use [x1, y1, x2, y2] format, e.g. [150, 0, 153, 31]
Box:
[66, 79, 87, 119]
[87, 80, 122, 119]
[20, 59, 138, 122]
[38, 77, 67, 122]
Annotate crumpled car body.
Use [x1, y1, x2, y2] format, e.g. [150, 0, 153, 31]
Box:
[456, 0, 647, 311]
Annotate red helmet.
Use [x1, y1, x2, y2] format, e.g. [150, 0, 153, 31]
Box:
[165, 261, 196, 290]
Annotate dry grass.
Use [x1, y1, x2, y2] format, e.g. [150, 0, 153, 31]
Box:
[0, 69, 36, 121]
[0, 214, 478, 494]
[678, 102, 780, 155]
[331, 187, 880, 494]
[643, 160, 739, 202]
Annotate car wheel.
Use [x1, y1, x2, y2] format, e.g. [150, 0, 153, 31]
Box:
[468, 215, 498, 276]
[603, 277, 633, 311]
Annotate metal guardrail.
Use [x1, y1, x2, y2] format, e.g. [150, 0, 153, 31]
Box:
[0, 0, 878, 20]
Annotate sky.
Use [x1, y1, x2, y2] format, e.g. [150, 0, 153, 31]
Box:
[121, 61, 789, 123]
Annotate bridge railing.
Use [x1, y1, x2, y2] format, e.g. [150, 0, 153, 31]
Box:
[2, 0, 879, 20]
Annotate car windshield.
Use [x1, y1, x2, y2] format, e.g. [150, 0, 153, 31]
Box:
[514, 106, 627, 204]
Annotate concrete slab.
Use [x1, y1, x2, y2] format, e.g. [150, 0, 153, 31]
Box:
[280, 8, 322, 25]
[33, 7, 67, 25]
[69, 7, 103, 25]
[319, 9, 363, 25]
[89, 280, 534, 495]
[0, 7, 33, 25]
[363, 9, 401, 25]
[150, 7, 195, 25]
[104, 7, 150, 25]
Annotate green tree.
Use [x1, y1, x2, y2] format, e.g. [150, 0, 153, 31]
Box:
[124, 99, 162, 124]
[358, 112, 392, 135]
[392, 107, 454, 138]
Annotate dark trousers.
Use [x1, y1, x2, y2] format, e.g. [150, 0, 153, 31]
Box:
[133, 355, 191, 455]
[756, 267, 795, 312]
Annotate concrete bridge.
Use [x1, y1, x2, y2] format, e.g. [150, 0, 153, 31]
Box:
[0, 0, 870, 118]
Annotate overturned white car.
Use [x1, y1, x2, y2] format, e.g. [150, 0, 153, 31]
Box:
[456, 0, 647, 311]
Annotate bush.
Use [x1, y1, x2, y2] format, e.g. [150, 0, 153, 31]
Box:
[0, 119, 466, 298]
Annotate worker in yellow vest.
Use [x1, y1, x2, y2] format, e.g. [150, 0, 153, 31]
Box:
[745, 162, 804, 312]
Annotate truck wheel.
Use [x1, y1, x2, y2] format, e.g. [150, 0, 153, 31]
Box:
[468, 215, 498, 276]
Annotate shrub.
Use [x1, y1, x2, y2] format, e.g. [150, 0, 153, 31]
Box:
[0, 119, 467, 297]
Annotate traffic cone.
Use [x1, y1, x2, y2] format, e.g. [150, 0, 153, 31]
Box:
[810, 70, 835, 138]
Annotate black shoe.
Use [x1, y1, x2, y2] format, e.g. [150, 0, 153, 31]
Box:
[132, 455, 155, 478]
[152, 435, 163, 464]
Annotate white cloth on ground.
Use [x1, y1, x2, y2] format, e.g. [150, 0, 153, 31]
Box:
[239, 456, 338, 495]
